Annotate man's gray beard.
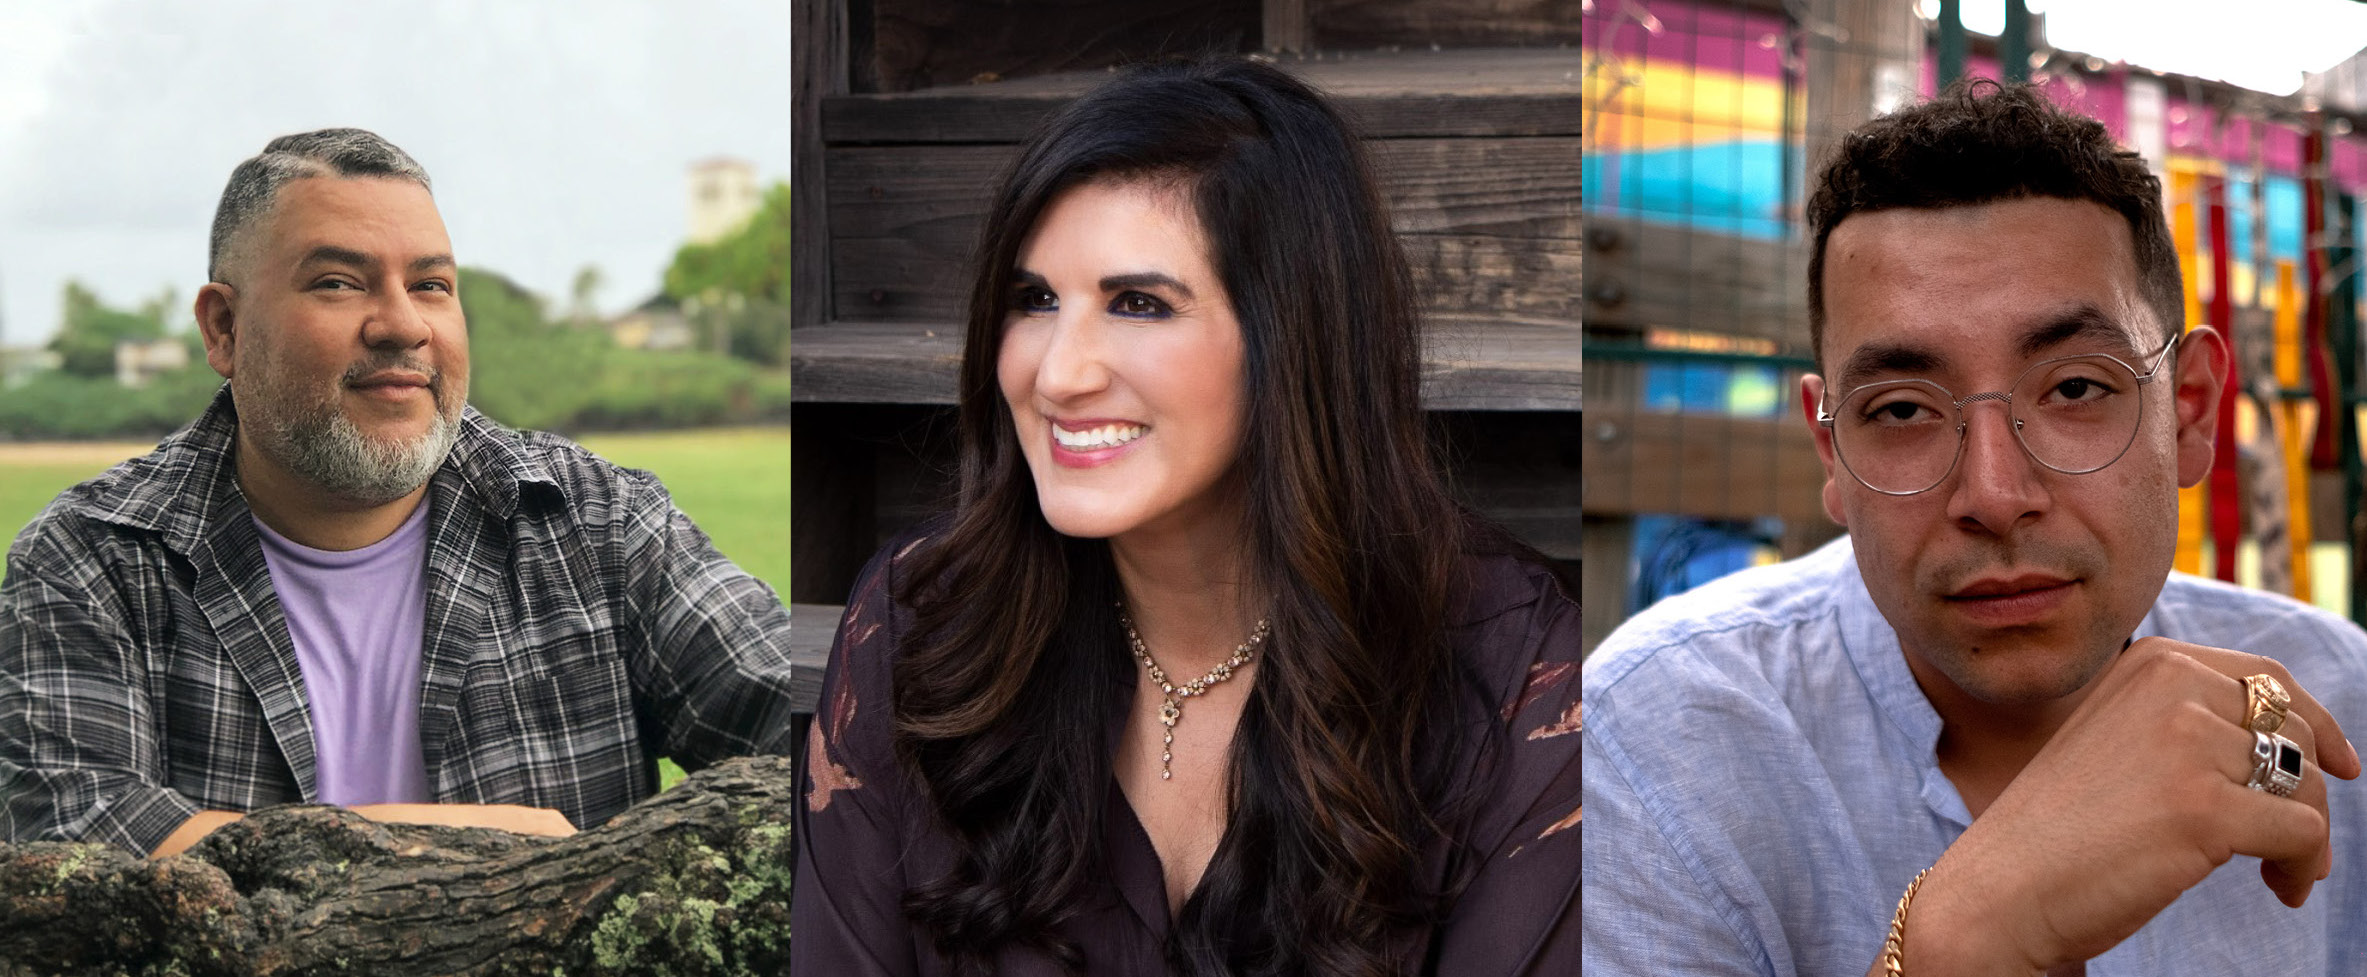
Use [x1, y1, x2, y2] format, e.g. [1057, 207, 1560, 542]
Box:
[260, 401, 460, 507]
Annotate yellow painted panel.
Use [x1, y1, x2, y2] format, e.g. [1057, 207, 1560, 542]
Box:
[1586, 62, 1788, 150]
[1585, 111, 1785, 153]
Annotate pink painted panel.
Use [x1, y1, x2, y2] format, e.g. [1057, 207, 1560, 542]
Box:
[1583, 0, 1790, 80]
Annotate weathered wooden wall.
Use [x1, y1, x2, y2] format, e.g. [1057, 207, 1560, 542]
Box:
[1311, 0, 1581, 47]
[850, 0, 1582, 92]
[792, 3, 1581, 604]
[823, 137, 1580, 324]
[864, 0, 1259, 92]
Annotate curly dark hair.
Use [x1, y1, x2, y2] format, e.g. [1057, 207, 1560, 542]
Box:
[1805, 78, 2184, 369]
[889, 56, 1499, 976]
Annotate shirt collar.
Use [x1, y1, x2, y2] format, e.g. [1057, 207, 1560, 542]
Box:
[1829, 535, 2174, 828]
[1829, 539, 1947, 765]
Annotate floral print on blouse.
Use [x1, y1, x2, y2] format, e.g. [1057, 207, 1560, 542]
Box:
[792, 537, 1579, 975]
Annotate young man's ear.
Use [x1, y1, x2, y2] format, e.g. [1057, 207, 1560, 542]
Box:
[195, 283, 238, 380]
[1801, 373, 1848, 528]
[2169, 326, 2228, 490]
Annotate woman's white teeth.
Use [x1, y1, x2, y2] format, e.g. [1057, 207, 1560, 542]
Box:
[1054, 423, 1146, 449]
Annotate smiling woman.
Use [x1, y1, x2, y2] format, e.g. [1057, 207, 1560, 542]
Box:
[791, 56, 1580, 977]
[998, 179, 1248, 544]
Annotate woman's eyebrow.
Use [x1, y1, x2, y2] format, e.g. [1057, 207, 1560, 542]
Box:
[1099, 272, 1193, 299]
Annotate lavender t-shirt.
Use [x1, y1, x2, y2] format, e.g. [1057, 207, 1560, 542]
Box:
[254, 503, 433, 806]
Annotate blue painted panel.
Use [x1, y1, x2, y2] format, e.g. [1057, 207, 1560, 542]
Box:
[1583, 140, 1790, 240]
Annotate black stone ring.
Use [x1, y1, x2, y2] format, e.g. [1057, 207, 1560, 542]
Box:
[2248, 730, 2306, 798]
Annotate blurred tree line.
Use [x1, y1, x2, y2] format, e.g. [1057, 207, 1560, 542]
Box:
[662, 181, 794, 366]
[0, 262, 792, 441]
[0, 283, 218, 440]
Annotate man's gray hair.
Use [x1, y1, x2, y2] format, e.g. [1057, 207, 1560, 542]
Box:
[206, 128, 432, 283]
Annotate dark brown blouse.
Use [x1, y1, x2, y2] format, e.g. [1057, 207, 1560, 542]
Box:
[790, 539, 1579, 975]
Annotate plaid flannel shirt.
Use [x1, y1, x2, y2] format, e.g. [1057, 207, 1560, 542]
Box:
[1, 387, 800, 854]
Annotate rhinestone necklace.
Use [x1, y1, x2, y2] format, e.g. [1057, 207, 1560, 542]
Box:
[1117, 600, 1271, 781]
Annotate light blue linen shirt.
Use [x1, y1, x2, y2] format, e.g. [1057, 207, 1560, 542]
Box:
[1583, 536, 2367, 975]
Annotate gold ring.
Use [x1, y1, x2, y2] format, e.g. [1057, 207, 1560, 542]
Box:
[2242, 674, 2291, 736]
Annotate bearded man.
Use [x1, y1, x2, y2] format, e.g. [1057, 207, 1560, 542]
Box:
[0, 129, 799, 857]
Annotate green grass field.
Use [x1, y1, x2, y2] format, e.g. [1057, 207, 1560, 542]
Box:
[1, 462, 102, 552]
[0, 428, 793, 794]
[576, 427, 793, 597]
[0, 442, 157, 575]
[1, 428, 792, 593]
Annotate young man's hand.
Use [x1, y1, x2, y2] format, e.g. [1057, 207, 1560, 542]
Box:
[1871, 638, 2359, 976]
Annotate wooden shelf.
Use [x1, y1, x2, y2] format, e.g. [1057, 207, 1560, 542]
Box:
[822, 48, 1579, 144]
[823, 137, 1577, 324]
[786, 604, 834, 714]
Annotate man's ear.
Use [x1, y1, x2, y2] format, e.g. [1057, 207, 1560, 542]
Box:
[2170, 326, 2228, 490]
[1802, 373, 1847, 527]
[195, 283, 239, 380]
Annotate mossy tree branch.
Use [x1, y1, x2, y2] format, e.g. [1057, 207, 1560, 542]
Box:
[0, 756, 798, 977]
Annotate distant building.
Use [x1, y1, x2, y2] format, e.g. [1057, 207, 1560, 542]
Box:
[687, 158, 761, 245]
[609, 294, 695, 352]
[114, 337, 188, 388]
[0, 346, 61, 389]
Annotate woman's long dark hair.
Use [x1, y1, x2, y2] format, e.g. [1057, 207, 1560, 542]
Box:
[891, 56, 1485, 977]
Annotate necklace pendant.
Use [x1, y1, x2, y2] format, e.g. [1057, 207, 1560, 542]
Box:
[1119, 602, 1269, 787]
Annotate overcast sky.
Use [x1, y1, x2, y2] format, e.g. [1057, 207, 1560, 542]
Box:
[5, 2, 2364, 347]
[0, 0, 794, 347]
[1934, 0, 2367, 95]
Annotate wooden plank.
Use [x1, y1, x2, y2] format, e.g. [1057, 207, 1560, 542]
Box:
[1580, 515, 1631, 656]
[1372, 138, 1579, 237]
[788, 604, 840, 714]
[1433, 410, 1580, 559]
[1582, 411, 1830, 523]
[825, 90, 1580, 143]
[827, 138, 1576, 241]
[820, 49, 1580, 142]
[1424, 315, 1580, 411]
[1403, 232, 1580, 320]
[823, 144, 1012, 242]
[825, 138, 1578, 322]
[1311, 0, 1580, 47]
[828, 235, 974, 322]
[790, 318, 1579, 411]
[791, 404, 880, 604]
[793, 0, 848, 330]
[832, 231, 1577, 324]
[1583, 221, 1811, 351]
[788, 321, 965, 405]
[1265, 0, 1309, 52]
[868, 0, 1257, 93]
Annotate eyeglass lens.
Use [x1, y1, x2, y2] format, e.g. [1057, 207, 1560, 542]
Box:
[1831, 354, 2146, 495]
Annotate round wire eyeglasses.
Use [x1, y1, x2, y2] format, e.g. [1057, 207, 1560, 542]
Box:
[1815, 334, 2183, 496]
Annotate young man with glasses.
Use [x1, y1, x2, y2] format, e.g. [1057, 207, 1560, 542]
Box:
[1584, 81, 2367, 976]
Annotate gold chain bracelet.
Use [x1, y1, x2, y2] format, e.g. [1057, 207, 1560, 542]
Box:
[1880, 867, 1933, 976]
